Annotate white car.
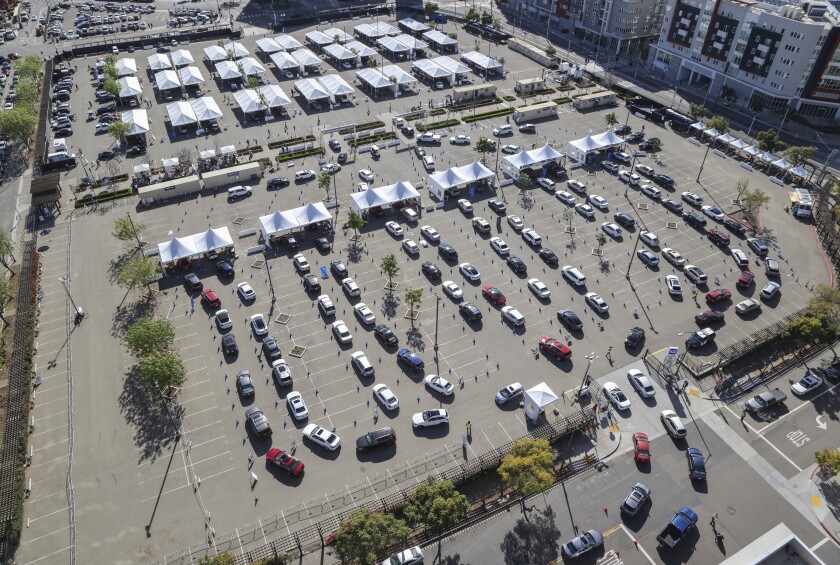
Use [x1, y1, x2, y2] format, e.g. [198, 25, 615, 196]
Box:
[321, 163, 341, 174]
[537, 178, 556, 191]
[449, 134, 471, 145]
[760, 281, 781, 300]
[791, 374, 823, 396]
[227, 186, 252, 199]
[660, 410, 687, 438]
[373, 383, 399, 411]
[635, 164, 655, 177]
[286, 391, 309, 420]
[292, 253, 310, 273]
[317, 294, 335, 316]
[251, 314, 268, 336]
[576, 203, 595, 218]
[567, 179, 587, 193]
[502, 144, 519, 154]
[662, 248, 686, 268]
[215, 309, 233, 330]
[601, 222, 622, 239]
[522, 228, 541, 246]
[641, 184, 661, 200]
[402, 239, 420, 256]
[588, 195, 609, 210]
[665, 275, 682, 295]
[585, 292, 608, 313]
[702, 205, 724, 221]
[424, 374, 455, 396]
[556, 191, 576, 205]
[614, 151, 632, 163]
[458, 199, 473, 213]
[302, 423, 341, 450]
[358, 169, 374, 182]
[237, 282, 256, 301]
[295, 169, 316, 181]
[357, 182, 369, 192]
[354, 303, 376, 325]
[685, 264, 708, 284]
[507, 215, 524, 230]
[501, 305, 525, 326]
[272, 359, 292, 386]
[527, 278, 550, 299]
[342, 277, 361, 297]
[459, 263, 480, 281]
[332, 320, 352, 343]
[603, 382, 631, 411]
[95, 123, 109, 133]
[385, 221, 403, 237]
[412, 409, 449, 428]
[618, 170, 641, 185]
[442, 280, 463, 299]
[627, 369, 656, 398]
[681, 191, 703, 206]
[496, 382, 524, 405]
[382, 547, 424, 565]
[640, 230, 660, 247]
[420, 225, 440, 242]
[490, 237, 510, 256]
[351, 351, 375, 377]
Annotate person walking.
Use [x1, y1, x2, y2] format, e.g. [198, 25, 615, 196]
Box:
[606, 346, 613, 360]
[710, 513, 719, 526]
[466, 421, 472, 435]
[740, 409, 747, 422]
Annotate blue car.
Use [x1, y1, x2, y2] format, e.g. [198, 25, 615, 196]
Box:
[216, 261, 234, 278]
[686, 447, 706, 480]
[397, 348, 424, 371]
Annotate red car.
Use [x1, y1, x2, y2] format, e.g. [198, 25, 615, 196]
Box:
[200, 289, 221, 308]
[266, 448, 305, 476]
[706, 288, 732, 304]
[695, 310, 725, 325]
[707, 229, 730, 246]
[482, 285, 506, 305]
[633, 432, 650, 463]
[736, 270, 755, 289]
[538, 336, 572, 359]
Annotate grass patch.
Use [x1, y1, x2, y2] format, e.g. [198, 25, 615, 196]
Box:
[447, 97, 502, 112]
[267, 135, 316, 150]
[502, 95, 516, 102]
[236, 146, 263, 156]
[552, 97, 573, 105]
[348, 132, 397, 148]
[429, 108, 446, 117]
[337, 120, 385, 135]
[78, 173, 129, 190]
[416, 119, 460, 132]
[462, 108, 514, 123]
[74, 187, 133, 208]
[520, 88, 556, 98]
[556, 84, 575, 92]
[275, 147, 322, 163]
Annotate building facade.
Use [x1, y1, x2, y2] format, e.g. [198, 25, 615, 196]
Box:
[648, 0, 840, 120]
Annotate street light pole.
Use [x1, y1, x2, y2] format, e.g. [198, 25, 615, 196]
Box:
[577, 352, 597, 398]
[126, 211, 143, 249]
[696, 142, 712, 183]
[58, 276, 78, 313]
[433, 294, 440, 362]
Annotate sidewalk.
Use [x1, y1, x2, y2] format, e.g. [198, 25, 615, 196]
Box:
[807, 467, 840, 545]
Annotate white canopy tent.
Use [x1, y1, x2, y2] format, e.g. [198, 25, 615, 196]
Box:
[294, 202, 332, 226]
[523, 382, 558, 423]
[500, 144, 563, 177]
[345, 40, 376, 58]
[319, 74, 355, 102]
[155, 69, 181, 90]
[755, 152, 775, 164]
[232, 89, 268, 114]
[356, 68, 395, 93]
[771, 157, 793, 172]
[790, 165, 809, 178]
[256, 38, 283, 54]
[133, 163, 150, 175]
[591, 129, 624, 147]
[259, 202, 332, 241]
[354, 23, 385, 41]
[193, 227, 234, 254]
[166, 101, 198, 126]
[215, 60, 243, 81]
[703, 127, 720, 138]
[118, 76, 142, 98]
[350, 181, 421, 213]
[224, 42, 250, 58]
[178, 66, 205, 86]
[162, 157, 179, 171]
[305, 30, 333, 48]
[158, 236, 199, 263]
[567, 135, 604, 163]
[323, 28, 352, 44]
[171, 49, 194, 67]
[257, 85, 292, 108]
[291, 49, 321, 68]
[323, 43, 358, 65]
[372, 21, 399, 36]
[729, 138, 750, 150]
[427, 161, 495, 201]
[423, 29, 458, 51]
[271, 51, 301, 73]
[294, 78, 330, 104]
[148, 53, 172, 71]
[743, 145, 760, 157]
[238, 57, 266, 76]
[412, 59, 452, 82]
[690, 121, 705, 133]
[716, 132, 737, 144]
[116, 58, 138, 76]
[275, 35, 303, 51]
[431, 56, 470, 76]
[377, 35, 410, 56]
[203, 45, 228, 62]
[399, 18, 431, 34]
[381, 65, 418, 89]
[394, 33, 428, 51]
[199, 149, 216, 160]
[220, 145, 236, 155]
[191, 97, 223, 121]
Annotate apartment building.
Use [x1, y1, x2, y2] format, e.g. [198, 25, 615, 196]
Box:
[648, 0, 840, 120]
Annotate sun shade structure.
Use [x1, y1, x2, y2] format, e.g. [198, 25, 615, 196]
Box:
[755, 151, 776, 164]
[399, 18, 431, 34]
[294, 78, 330, 103]
[256, 38, 283, 54]
[203, 45, 228, 62]
[232, 89, 268, 113]
[224, 42, 250, 58]
[148, 53, 172, 71]
[133, 163, 150, 174]
[305, 30, 333, 48]
[291, 49, 321, 68]
[771, 157, 793, 171]
[377, 35, 410, 55]
[162, 158, 179, 171]
[158, 236, 199, 263]
[318, 74, 355, 101]
[703, 127, 720, 138]
[275, 35, 303, 51]
[259, 202, 332, 239]
[345, 40, 376, 58]
[423, 29, 458, 50]
[427, 161, 495, 201]
[199, 149, 216, 160]
[116, 58, 137, 76]
[215, 60, 243, 80]
[743, 145, 760, 157]
[412, 59, 452, 81]
[393, 33, 428, 50]
[381, 64, 417, 87]
[716, 132, 737, 144]
[462, 51, 504, 73]
[193, 227, 234, 254]
[166, 101, 197, 126]
[690, 121, 705, 132]
[790, 165, 808, 178]
[323, 43, 357, 63]
[729, 138, 750, 150]
[178, 66, 205, 86]
[256, 85, 292, 108]
[323, 28, 352, 44]
[373, 21, 400, 36]
[523, 382, 558, 423]
[271, 51, 300, 72]
[155, 70, 180, 90]
[567, 134, 613, 163]
[190, 97, 223, 121]
[354, 23, 385, 41]
[121, 109, 149, 134]
[431, 55, 470, 75]
[591, 129, 624, 147]
[118, 76, 142, 97]
[356, 68, 394, 90]
[500, 144, 563, 177]
[350, 181, 421, 213]
[237, 57, 267, 76]
[171, 49, 194, 67]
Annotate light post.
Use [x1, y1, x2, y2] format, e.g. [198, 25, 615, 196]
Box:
[577, 352, 598, 398]
[696, 142, 712, 183]
[776, 105, 792, 137]
[433, 294, 440, 366]
[58, 276, 80, 316]
[746, 109, 768, 142]
[126, 211, 143, 249]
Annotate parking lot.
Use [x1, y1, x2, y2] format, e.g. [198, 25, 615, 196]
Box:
[18, 14, 836, 564]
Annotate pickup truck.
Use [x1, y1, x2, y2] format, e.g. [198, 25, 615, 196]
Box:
[417, 133, 442, 144]
[745, 388, 787, 413]
[657, 507, 698, 548]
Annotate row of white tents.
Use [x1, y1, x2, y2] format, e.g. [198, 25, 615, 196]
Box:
[349, 181, 421, 214]
[255, 35, 304, 54]
[154, 67, 206, 91]
[259, 202, 332, 242]
[165, 97, 225, 126]
[158, 227, 234, 263]
[500, 144, 564, 178]
[293, 74, 355, 105]
[567, 130, 626, 163]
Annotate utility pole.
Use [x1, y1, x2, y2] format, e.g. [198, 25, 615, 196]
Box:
[126, 211, 143, 249]
[58, 276, 78, 313]
[433, 294, 440, 364]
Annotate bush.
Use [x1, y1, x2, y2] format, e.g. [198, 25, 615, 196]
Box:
[73, 188, 133, 208]
[348, 132, 396, 148]
[338, 120, 385, 135]
[462, 108, 514, 123]
[552, 97, 573, 105]
[447, 97, 502, 112]
[236, 146, 263, 156]
[267, 135, 315, 149]
[416, 119, 460, 132]
[503, 95, 516, 102]
[429, 108, 446, 116]
[275, 147, 322, 163]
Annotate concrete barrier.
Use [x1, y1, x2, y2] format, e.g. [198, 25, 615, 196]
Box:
[740, 162, 753, 172]
[770, 176, 785, 186]
[713, 149, 726, 158]
[239, 228, 257, 238]
[247, 245, 266, 255]
[688, 137, 700, 146]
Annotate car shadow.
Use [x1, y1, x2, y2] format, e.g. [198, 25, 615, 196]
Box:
[412, 425, 450, 440]
[265, 462, 305, 486]
[356, 444, 397, 462]
[301, 443, 342, 461]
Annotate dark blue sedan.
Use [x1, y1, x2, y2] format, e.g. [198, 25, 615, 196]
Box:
[686, 447, 706, 480]
[397, 348, 424, 371]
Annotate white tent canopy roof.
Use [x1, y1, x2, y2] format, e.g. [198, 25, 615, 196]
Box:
[275, 34, 303, 51]
[270, 50, 300, 70]
[461, 50, 502, 70]
[503, 144, 563, 170]
[171, 49, 194, 67]
[350, 181, 420, 212]
[305, 30, 333, 46]
[771, 157, 792, 170]
[294, 78, 330, 101]
[591, 129, 624, 147]
[703, 127, 720, 137]
[743, 145, 760, 156]
[118, 76, 142, 97]
[570, 135, 603, 153]
[148, 53, 172, 71]
[116, 57, 137, 76]
[291, 48, 321, 67]
[166, 100, 197, 126]
[729, 138, 750, 150]
[203, 45, 228, 62]
[690, 121, 705, 131]
[399, 18, 430, 33]
[233, 89, 268, 113]
[256, 38, 283, 54]
[755, 151, 776, 163]
[193, 227, 233, 254]
[356, 68, 393, 89]
[323, 43, 357, 61]
[191, 97, 223, 121]
[381, 64, 417, 85]
[215, 60, 243, 80]
[790, 165, 808, 177]
[199, 149, 216, 160]
[319, 74, 355, 97]
[345, 40, 376, 58]
[394, 33, 428, 50]
[372, 21, 399, 36]
[323, 28, 352, 43]
[155, 69, 180, 90]
[162, 158, 179, 169]
[259, 202, 332, 236]
[430, 55, 470, 75]
[523, 382, 558, 422]
[260, 210, 300, 235]
[423, 29, 458, 46]
[220, 145, 236, 155]
[377, 35, 410, 53]
[133, 163, 150, 174]
[717, 132, 737, 144]
[224, 42, 250, 58]
[238, 57, 266, 76]
[429, 161, 495, 190]
[158, 236, 199, 263]
[258, 85, 292, 107]
[178, 66, 205, 86]
[354, 23, 384, 40]
[294, 202, 332, 226]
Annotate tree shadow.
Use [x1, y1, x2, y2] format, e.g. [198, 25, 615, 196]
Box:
[107, 253, 132, 286]
[119, 366, 185, 464]
[346, 241, 366, 264]
[818, 473, 840, 522]
[406, 326, 425, 351]
[111, 295, 159, 339]
[438, 553, 471, 565]
[566, 239, 577, 252]
[382, 292, 399, 319]
[598, 259, 611, 273]
[499, 504, 561, 565]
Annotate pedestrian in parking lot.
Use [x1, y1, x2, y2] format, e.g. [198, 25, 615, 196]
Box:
[466, 421, 472, 435]
[740, 409, 747, 422]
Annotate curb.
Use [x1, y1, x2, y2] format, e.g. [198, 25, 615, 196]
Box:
[809, 465, 840, 548]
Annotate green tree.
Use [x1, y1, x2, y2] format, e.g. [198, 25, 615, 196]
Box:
[562, 207, 574, 236]
[347, 210, 366, 237]
[741, 187, 769, 225]
[498, 438, 554, 496]
[604, 112, 618, 127]
[595, 232, 607, 256]
[0, 273, 11, 325]
[0, 229, 15, 276]
[517, 172, 532, 186]
[196, 552, 235, 565]
[756, 129, 786, 153]
[784, 146, 815, 167]
[480, 11, 493, 25]
[465, 8, 480, 21]
[138, 350, 186, 391]
[815, 449, 840, 477]
[318, 171, 333, 201]
[14, 78, 39, 112]
[113, 216, 145, 247]
[806, 285, 840, 334]
[246, 76, 259, 89]
[735, 178, 750, 202]
[334, 508, 411, 565]
[720, 85, 736, 101]
[475, 136, 495, 163]
[447, 32, 458, 40]
[424, 2, 439, 15]
[125, 318, 175, 357]
[108, 120, 132, 145]
[116, 256, 160, 294]
[404, 287, 423, 326]
[12, 55, 42, 81]
[403, 477, 468, 558]
[0, 107, 37, 146]
[785, 313, 835, 344]
[706, 115, 730, 135]
[545, 45, 556, 58]
[380, 254, 399, 290]
[103, 77, 120, 98]
[688, 103, 708, 122]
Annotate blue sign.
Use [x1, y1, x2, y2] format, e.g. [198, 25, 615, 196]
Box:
[227, 172, 240, 177]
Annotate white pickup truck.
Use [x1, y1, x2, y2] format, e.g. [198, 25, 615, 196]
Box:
[417, 133, 442, 144]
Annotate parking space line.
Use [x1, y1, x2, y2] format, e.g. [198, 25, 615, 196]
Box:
[753, 382, 840, 435]
[28, 506, 69, 522]
[32, 438, 69, 452]
[618, 523, 656, 562]
[138, 451, 231, 485]
[22, 545, 72, 564]
[497, 422, 513, 442]
[20, 526, 70, 546]
[724, 405, 802, 472]
[139, 467, 237, 503]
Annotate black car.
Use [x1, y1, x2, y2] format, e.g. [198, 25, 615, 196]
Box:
[330, 259, 348, 279]
[625, 327, 645, 348]
[96, 92, 115, 102]
[98, 149, 115, 160]
[614, 124, 632, 135]
[126, 145, 146, 157]
[639, 138, 661, 151]
[374, 324, 399, 346]
[245, 406, 272, 438]
[236, 370, 255, 398]
[356, 427, 396, 452]
[695, 310, 724, 325]
[421, 261, 441, 279]
[488, 199, 507, 214]
[303, 274, 321, 293]
[707, 229, 730, 247]
[652, 173, 674, 188]
[723, 219, 747, 235]
[282, 234, 298, 250]
[614, 212, 635, 228]
[54, 127, 73, 137]
[507, 256, 527, 274]
[328, 139, 341, 151]
[662, 199, 683, 214]
[221, 333, 238, 355]
[267, 177, 290, 189]
[315, 236, 330, 251]
[557, 309, 583, 331]
[262, 336, 282, 361]
[459, 301, 482, 322]
[216, 261, 234, 277]
[337, 152, 348, 163]
[626, 131, 645, 142]
[539, 248, 559, 266]
[438, 243, 458, 261]
[96, 104, 116, 115]
[184, 273, 203, 292]
[683, 210, 707, 227]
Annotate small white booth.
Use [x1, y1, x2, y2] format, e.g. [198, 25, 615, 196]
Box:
[523, 382, 559, 424]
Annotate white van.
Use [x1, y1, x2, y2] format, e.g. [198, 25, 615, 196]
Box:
[422, 156, 435, 171]
[561, 265, 586, 286]
[351, 351, 375, 377]
[401, 207, 419, 222]
[493, 124, 512, 136]
[227, 186, 252, 199]
[46, 151, 76, 163]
